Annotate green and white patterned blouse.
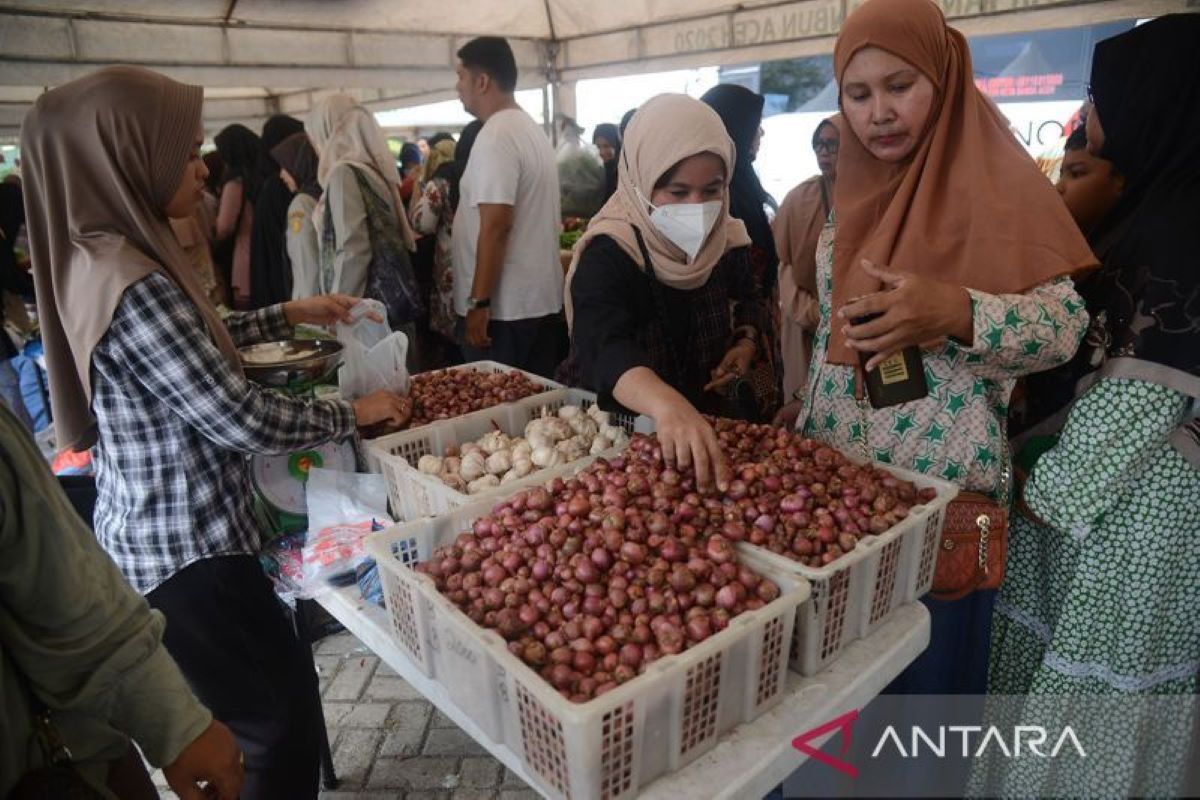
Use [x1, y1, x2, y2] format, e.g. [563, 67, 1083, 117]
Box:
[798, 224, 1089, 496]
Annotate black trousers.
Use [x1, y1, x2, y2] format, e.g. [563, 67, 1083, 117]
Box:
[148, 555, 320, 800]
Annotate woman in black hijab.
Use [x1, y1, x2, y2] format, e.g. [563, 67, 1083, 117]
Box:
[986, 17, 1200, 798]
[700, 84, 779, 294]
[250, 114, 305, 308]
[591, 123, 621, 202]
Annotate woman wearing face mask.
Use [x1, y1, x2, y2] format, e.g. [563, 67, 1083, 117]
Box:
[560, 94, 774, 491]
[799, 0, 1096, 694]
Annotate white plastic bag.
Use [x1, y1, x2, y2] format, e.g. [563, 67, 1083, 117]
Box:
[336, 298, 410, 401]
[299, 467, 391, 597]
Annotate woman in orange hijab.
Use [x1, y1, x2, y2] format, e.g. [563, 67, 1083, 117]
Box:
[795, 0, 1096, 695]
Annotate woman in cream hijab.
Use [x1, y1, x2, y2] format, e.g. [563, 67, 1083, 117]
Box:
[306, 94, 424, 341]
[21, 66, 410, 799]
[561, 93, 773, 490]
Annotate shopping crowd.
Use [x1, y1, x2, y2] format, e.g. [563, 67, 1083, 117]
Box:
[1, 4, 1197, 798]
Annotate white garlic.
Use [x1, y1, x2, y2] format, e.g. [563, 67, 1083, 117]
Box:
[486, 450, 512, 475]
[417, 454, 443, 474]
[530, 446, 555, 468]
[500, 468, 522, 484]
[479, 429, 511, 455]
[569, 415, 599, 438]
[589, 435, 613, 455]
[512, 439, 533, 459]
[460, 451, 487, 481]
[442, 474, 467, 492]
[527, 431, 554, 451]
[441, 456, 462, 476]
[512, 457, 535, 477]
[556, 435, 588, 462]
[587, 406, 611, 426]
[599, 423, 625, 442]
[467, 474, 501, 494]
[551, 418, 574, 438]
[558, 405, 583, 420]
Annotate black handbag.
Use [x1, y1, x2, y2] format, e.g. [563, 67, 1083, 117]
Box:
[7, 706, 106, 800]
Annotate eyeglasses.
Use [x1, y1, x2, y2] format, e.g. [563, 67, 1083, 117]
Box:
[814, 139, 839, 154]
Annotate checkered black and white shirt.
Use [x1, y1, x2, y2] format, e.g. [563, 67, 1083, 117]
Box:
[90, 271, 357, 594]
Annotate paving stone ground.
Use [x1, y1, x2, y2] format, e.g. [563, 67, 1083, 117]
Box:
[150, 630, 535, 799]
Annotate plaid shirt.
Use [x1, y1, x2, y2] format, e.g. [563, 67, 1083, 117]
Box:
[91, 272, 357, 593]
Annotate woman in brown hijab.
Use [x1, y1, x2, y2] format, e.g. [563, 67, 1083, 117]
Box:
[20, 66, 410, 798]
[772, 116, 840, 413]
[794, 0, 1096, 695]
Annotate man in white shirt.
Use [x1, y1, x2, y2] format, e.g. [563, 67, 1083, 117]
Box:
[452, 36, 566, 378]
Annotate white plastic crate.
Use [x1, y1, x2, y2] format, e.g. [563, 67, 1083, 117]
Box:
[739, 462, 956, 675]
[368, 388, 656, 521]
[361, 360, 564, 472]
[364, 499, 809, 800]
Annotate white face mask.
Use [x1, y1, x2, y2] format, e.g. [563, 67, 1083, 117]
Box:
[638, 188, 722, 263]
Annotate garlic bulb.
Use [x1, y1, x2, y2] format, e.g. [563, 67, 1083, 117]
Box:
[568, 415, 599, 438]
[486, 450, 512, 475]
[500, 468, 522, 484]
[512, 439, 533, 459]
[417, 454, 443, 474]
[460, 442, 482, 457]
[527, 430, 554, 452]
[467, 474, 501, 494]
[512, 457, 534, 477]
[443, 474, 467, 492]
[590, 435, 613, 455]
[530, 446, 556, 468]
[444, 443, 461, 457]
[556, 434, 588, 461]
[558, 405, 583, 420]
[460, 451, 487, 481]
[441, 456, 462, 476]
[587, 405, 610, 425]
[479, 429, 511, 455]
[599, 423, 625, 442]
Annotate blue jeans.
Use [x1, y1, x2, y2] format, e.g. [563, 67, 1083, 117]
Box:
[0, 358, 33, 432]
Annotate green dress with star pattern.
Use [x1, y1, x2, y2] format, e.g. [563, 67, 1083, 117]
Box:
[798, 224, 1089, 497]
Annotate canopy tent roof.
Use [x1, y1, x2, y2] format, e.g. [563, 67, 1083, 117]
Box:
[0, 0, 1189, 137]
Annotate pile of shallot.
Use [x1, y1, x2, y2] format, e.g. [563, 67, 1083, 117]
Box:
[416, 455, 782, 703]
[414, 421, 938, 702]
[414, 404, 630, 495]
[407, 368, 547, 428]
[703, 419, 937, 567]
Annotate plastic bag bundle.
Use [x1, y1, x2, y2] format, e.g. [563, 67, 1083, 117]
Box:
[299, 467, 392, 597]
[336, 298, 410, 401]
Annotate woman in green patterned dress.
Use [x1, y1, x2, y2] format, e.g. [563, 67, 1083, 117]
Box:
[983, 16, 1200, 797]
[781, 0, 1098, 694]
